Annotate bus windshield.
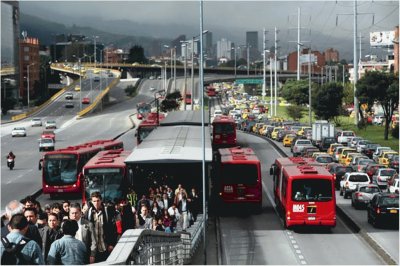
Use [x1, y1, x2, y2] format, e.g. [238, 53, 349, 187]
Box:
[138, 127, 155, 142]
[85, 168, 124, 203]
[292, 179, 332, 202]
[221, 164, 258, 185]
[44, 154, 78, 185]
[214, 123, 235, 134]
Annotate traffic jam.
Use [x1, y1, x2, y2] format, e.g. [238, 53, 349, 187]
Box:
[211, 81, 399, 229]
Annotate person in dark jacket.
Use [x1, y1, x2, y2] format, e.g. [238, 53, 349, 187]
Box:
[85, 192, 118, 263]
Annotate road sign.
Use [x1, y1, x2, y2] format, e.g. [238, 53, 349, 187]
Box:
[235, 79, 263, 85]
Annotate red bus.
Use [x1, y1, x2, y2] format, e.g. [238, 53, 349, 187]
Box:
[82, 149, 131, 204]
[185, 93, 192, 104]
[39, 139, 123, 198]
[207, 87, 216, 97]
[136, 112, 166, 145]
[215, 147, 262, 212]
[212, 115, 237, 149]
[271, 163, 336, 229]
[136, 102, 152, 120]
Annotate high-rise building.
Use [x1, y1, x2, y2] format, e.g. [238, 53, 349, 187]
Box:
[205, 31, 213, 59]
[1, 1, 20, 101]
[246, 31, 259, 61]
[217, 38, 232, 60]
[19, 36, 40, 103]
[172, 35, 186, 57]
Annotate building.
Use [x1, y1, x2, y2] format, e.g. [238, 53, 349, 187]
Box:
[104, 47, 128, 64]
[324, 48, 340, 63]
[19, 36, 40, 103]
[1, 1, 20, 101]
[394, 26, 399, 74]
[287, 48, 325, 75]
[217, 38, 232, 60]
[171, 35, 186, 57]
[246, 31, 259, 61]
[205, 31, 213, 59]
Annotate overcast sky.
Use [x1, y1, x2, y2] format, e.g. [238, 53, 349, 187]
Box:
[20, 1, 399, 59]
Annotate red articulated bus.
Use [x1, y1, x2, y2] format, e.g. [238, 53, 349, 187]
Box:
[39, 139, 123, 198]
[271, 163, 336, 229]
[185, 93, 192, 104]
[207, 87, 216, 97]
[212, 115, 236, 149]
[82, 149, 131, 204]
[215, 147, 262, 212]
[136, 112, 166, 145]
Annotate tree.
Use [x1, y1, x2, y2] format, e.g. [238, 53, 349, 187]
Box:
[286, 105, 304, 121]
[280, 79, 309, 106]
[127, 45, 147, 64]
[312, 82, 344, 121]
[356, 71, 399, 140]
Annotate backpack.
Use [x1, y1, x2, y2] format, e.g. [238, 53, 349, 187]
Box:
[1, 236, 30, 265]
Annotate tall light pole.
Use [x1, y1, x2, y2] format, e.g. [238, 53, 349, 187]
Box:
[191, 37, 196, 110]
[173, 47, 177, 92]
[231, 46, 237, 79]
[263, 49, 270, 105]
[93, 36, 99, 68]
[180, 42, 189, 110]
[299, 42, 312, 126]
[27, 63, 35, 109]
[270, 53, 273, 117]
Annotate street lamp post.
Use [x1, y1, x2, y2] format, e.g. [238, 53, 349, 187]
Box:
[174, 47, 177, 92]
[263, 49, 270, 104]
[27, 63, 35, 109]
[93, 36, 99, 68]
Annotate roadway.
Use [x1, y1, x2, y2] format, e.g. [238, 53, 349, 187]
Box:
[1, 78, 398, 265]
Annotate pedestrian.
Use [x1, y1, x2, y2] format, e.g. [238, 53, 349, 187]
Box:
[0, 214, 44, 265]
[162, 209, 173, 233]
[39, 212, 63, 261]
[188, 188, 200, 222]
[69, 203, 97, 264]
[167, 204, 179, 231]
[36, 212, 48, 229]
[137, 194, 150, 211]
[117, 201, 135, 234]
[136, 205, 153, 229]
[47, 219, 87, 265]
[86, 191, 118, 263]
[177, 194, 191, 231]
[60, 200, 70, 220]
[161, 193, 172, 210]
[126, 187, 138, 210]
[150, 201, 162, 220]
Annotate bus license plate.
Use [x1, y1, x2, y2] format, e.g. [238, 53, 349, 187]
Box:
[390, 209, 398, 214]
[308, 217, 316, 220]
[58, 189, 64, 192]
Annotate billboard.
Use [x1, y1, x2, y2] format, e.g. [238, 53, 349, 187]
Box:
[370, 31, 395, 47]
[299, 54, 317, 64]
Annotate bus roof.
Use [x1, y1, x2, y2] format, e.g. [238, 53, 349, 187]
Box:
[219, 147, 260, 163]
[125, 125, 212, 164]
[139, 112, 166, 127]
[275, 157, 316, 167]
[44, 139, 123, 155]
[212, 115, 235, 124]
[283, 164, 333, 179]
[159, 110, 209, 126]
[83, 150, 131, 170]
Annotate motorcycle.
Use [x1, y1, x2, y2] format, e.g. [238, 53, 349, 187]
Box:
[7, 158, 14, 170]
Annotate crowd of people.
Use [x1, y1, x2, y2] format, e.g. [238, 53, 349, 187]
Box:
[0, 183, 201, 265]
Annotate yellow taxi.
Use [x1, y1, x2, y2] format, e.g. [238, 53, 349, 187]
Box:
[344, 152, 362, 166]
[271, 127, 283, 140]
[378, 151, 398, 167]
[283, 133, 297, 147]
[328, 143, 341, 156]
[338, 148, 357, 165]
[259, 125, 268, 135]
[74, 85, 81, 91]
[297, 126, 312, 136]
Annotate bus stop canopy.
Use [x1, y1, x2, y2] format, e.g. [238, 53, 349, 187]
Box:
[159, 110, 210, 126]
[125, 125, 212, 164]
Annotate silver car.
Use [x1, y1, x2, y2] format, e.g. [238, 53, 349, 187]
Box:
[31, 118, 42, 127]
[11, 127, 27, 137]
[351, 184, 381, 209]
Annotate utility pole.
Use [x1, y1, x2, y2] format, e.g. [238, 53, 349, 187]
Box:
[191, 37, 195, 110]
[174, 47, 177, 92]
[262, 28, 268, 103]
[297, 7, 301, 80]
[274, 27, 278, 116]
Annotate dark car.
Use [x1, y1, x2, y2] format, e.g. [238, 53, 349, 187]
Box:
[363, 143, 381, 159]
[318, 137, 337, 152]
[389, 155, 399, 172]
[367, 193, 399, 227]
[277, 130, 294, 142]
[364, 163, 386, 178]
[327, 163, 354, 190]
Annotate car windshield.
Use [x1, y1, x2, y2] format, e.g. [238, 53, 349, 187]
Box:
[41, 139, 53, 144]
[380, 169, 396, 176]
[221, 164, 258, 185]
[297, 140, 311, 145]
[336, 166, 353, 174]
[85, 169, 125, 203]
[343, 132, 354, 136]
[359, 186, 380, 193]
[359, 159, 374, 165]
[214, 123, 235, 134]
[379, 196, 399, 207]
[44, 154, 78, 185]
[292, 179, 332, 202]
[349, 174, 369, 182]
[316, 156, 334, 163]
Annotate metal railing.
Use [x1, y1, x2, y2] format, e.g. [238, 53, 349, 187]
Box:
[105, 214, 205, 265]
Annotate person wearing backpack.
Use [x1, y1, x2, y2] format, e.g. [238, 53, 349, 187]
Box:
[0, 213, 44, 265]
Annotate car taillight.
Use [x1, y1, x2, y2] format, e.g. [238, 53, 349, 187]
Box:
[378, 176, 382, 182]
[376, 207, 381, 214]
[358, 166, 362, 171]
[345, 181, 349, 188]
[333, 173, 336, 180]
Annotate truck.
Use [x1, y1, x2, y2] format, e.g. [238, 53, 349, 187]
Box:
[312, 120, 335, 147]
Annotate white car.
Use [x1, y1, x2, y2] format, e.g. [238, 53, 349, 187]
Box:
[373, 115, 384, 125]
[213, 109, 222, 117]
[65, 92, 73, 100]
[388, 179, 399, 194]
[337, 131, 356, 145]
[45, 120, 57, 129]
[39, 138, 55, 152]
[31, 118, 42, 127]
[340, 172, 371, 199]
[11, 127, 27, 137]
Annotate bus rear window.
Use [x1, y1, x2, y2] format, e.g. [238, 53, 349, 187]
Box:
[349, 175, 369, 182]
[221, 164, 258, 185]
[214, 124, 235, 134]
[292, 179, 332, 201]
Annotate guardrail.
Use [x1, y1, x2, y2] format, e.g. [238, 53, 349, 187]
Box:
[105, 214, 205, 265]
